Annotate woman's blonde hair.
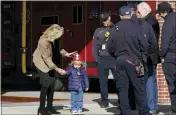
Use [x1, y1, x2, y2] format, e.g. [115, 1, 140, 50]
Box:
[43, 24, 64, 40]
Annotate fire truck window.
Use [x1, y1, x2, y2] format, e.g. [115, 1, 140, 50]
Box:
[41, 16, 59, 26]
[72, 5, 83, 24]
[72, 5, 77, 24]
[77, 5, 83, 23]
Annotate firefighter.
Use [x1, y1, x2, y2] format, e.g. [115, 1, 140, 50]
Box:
[156, 2, 176, 115]
[107, 5, 150, 115]
[92, 12, 116, 108]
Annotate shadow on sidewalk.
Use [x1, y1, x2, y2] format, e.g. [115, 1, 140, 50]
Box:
[92, 98, 122, 115]
[54, 105, 89, 112]
[105, 105, 170, 115]
[93, 98, 170, 115]
[92, 98, 119, 107]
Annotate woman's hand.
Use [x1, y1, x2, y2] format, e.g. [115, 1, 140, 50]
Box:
[65, 51, 78, 57]
[55, 68, 66, 75]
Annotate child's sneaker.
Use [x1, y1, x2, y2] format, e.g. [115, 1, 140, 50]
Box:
[77, 110, 82, 114]
[71, 110, 78, 114]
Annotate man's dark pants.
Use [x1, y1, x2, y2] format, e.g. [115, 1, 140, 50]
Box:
[162, 62, 176, 112]
[114, 59, 150, 115]
[97, 56, 116, 105]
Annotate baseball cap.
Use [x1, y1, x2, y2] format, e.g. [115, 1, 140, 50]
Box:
[155, 2, 172, 14]
[99, 12, 110, 23]
[119, 5, 132, 16]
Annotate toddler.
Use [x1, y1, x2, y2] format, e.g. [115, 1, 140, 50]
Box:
[66, 53, 89, 115]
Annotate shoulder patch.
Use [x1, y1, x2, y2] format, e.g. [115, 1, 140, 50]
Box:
[116, 25, 119, 31]
[105, 31, 110, 37]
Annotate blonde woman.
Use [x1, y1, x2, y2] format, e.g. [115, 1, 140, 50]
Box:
[33, 24, 77, 115]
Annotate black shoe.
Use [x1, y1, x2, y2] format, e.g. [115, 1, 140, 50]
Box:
[149, 110, 160, 115]
[46, 106, 60, 114]
[100, 103, 109, 108]
[38, 108, 51, 115]
[165, 111, 176, 115]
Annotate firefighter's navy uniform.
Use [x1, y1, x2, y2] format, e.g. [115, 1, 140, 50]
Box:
[92, 13, 116, 108]
[131, 14, 160, 112]
[107, 5, 150, 115]
[156, 2, 176, 114]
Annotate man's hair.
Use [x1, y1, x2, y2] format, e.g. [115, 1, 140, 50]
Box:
[99, 12, 110, 23]
[137, 2, 152, 18]
[127, 3, 137, 11]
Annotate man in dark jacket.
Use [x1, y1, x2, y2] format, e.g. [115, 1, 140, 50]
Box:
[107, 5, 150, 115]
[136, 2, 160, 114]
[92, 12, 116, 108]
[156, 2, 176, 115]
[137, 2, 161, 65]
[127, 3, 159, 113]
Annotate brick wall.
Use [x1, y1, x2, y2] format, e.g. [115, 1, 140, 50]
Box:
[156, 1, 176, 104]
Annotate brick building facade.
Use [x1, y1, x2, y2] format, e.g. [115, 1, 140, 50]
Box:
[156, 1, 176, 104]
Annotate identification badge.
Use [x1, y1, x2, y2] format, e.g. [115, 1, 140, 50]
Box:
[102, 44, 106, 50]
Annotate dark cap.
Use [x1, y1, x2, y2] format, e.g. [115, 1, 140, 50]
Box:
[127, 3, 137, 11]
[155, 2, 172, 14]
[119, 5, 132, 16]
[99, 12, 110, 23]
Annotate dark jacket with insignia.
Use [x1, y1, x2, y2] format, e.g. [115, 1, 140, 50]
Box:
[92, 22, 114, 62]
[107, 19, 148, 63]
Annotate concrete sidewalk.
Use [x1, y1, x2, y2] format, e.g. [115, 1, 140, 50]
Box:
[2, 91, 120, 114]
[2, 103, 120, 115]
[1, 91, 169, 115]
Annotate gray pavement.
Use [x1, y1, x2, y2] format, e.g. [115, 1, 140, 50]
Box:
[2, 91, 120, 115]
[1, 91, 169, 115]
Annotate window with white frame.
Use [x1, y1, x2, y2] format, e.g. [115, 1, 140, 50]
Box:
[72, 5, 83, 24]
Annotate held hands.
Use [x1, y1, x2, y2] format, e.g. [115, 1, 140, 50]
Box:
[85, 88, 89, 91]
[55, 68, 66, 75]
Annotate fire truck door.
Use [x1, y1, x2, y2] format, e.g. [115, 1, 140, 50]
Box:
[61, 2, 85, 69]
[32, 2, 64, 67]
[85, 1, 102, 77]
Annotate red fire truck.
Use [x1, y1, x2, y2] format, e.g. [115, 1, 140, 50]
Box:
[1, 1, 157, 80]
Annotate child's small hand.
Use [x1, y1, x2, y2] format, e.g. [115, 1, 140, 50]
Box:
[85, 88, 89, 91]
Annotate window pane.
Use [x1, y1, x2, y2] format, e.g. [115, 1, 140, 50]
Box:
[72, 5, 77, 24]
[53, 16, 58, 24]
[77, 5, 83, 23]
[41, 16, 58, 26]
